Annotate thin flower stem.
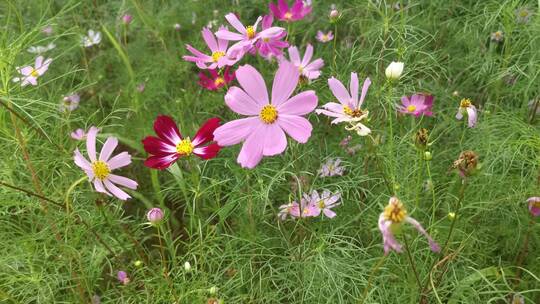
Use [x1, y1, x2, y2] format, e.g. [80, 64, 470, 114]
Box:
[156, 225, 179, 303]
[414, 149, 424, 208]
[332, 23, 338, 71]
[385, 82, 396, 194]
[514, 217, 535, 282]
[359, 255, 387, 304]
[403, 233, 423, 292]
[426, 162, 437, 226]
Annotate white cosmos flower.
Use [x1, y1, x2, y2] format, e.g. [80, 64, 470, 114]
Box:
[82, 30, 102, 47]
[27, 43, 56, 54]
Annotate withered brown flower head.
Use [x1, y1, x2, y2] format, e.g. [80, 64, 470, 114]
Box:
[452, 150, 479, 178]
[414, 128, 429, 149]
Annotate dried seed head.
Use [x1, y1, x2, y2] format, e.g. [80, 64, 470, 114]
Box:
[452, 150, 479, 178]
[414, 128, 429, 149]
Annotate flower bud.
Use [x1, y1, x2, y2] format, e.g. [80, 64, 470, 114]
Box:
[385, 61, 404, 80]
[330, 9, 339, 18]
[424, 151, 432, 161]
[448, 212, 456, 220]
[122, 14, 133, 25]
[184, 261, 192, 272]
[134, 260, 143, 267]
[209, 286, 218, 295]
[146, 207, 164, 224]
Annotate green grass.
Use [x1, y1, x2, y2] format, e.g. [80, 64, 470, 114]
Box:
[0, 0, 539, 303]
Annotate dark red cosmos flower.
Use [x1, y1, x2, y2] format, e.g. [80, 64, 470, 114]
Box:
[142, 115, 221, 169]
[198, 67, 235, 91]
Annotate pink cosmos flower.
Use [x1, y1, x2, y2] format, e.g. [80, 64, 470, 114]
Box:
[281, 44, 324, 80]
[304, 189, 341, 218]
[42, 25, 53, 36]
[269, 0, 312, 22]
[456, 98, 477, 128]
[13, 56, 52, 87]
[147, 207, 164, 223]
[378, 197, 440, 255]
[117, 271, 129, 285]
[316, 31, 334, 43]
[71, 128, 86, 140]
[253, 15, 288, 59]
[122, 14, 133, 25]
[142, 116, 221, 169]
[278, 202, 297, 220]
[183, 26, 239, 69]
[398, 93, 434, 117]
[316, 73, 372, 135]
[59, 93, 80, 112]
[213, 62, 318, 168]
[73, 127, 138, 200]
[527, 197, 540, 217]
[215, 13, 285, 57]
[319, 158, 345, 177]
[289, 198, 318, 218]
[198, 67, 235, 91]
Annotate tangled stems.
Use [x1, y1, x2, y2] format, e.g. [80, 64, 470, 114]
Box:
[155, 224, 179, 303]
[514, 217, 535, 282]
[403, 233, 423, 292]
[359, 255, 387, 304]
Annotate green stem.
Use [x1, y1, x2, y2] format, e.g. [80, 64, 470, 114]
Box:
[359, 256, 387, 304]
[403, 233, 423, 292]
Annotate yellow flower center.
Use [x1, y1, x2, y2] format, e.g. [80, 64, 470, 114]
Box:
[383, 198, 407, 223]
[284, 12, 293, 20]
[343, 105, 364, 117]
[92, 160, 110, 180]
[407, 105, 417, 112]
[263, 37, 270, 42]
[519, 10, 529, 17]
[211, 51, 225, 63]
[318, 200, 326, 209]
[214, 77, 225, 86]
[532, 200, 540, 209]
[176, 137, 194, 155]
[30, 69, 39, 77]
[246, 26, 256, 39]
[460, 98, 472, 108]
[259, 105, 278, 124]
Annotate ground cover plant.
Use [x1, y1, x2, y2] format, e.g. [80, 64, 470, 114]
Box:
[1, 0, 539, 303]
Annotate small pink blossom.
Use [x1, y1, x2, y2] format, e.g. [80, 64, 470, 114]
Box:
[42, 25, 53, 36]
[289, 198, 318, 218]
[398, 93, 434, 117]
[280, 44, 324, 80]
[319, 158, 345, 177]
[122, 14, 133, 25]
[527, 197, 540, 217]
[117, 271, 129, 285]
[269, 0, 312, 22]
[316, 31, 334, 43]
[303, 189, 341, 218]
[71, 128, 86, 140]
[136, 82, 146, 93]
[456, 98, 477, 128]
[253, 15, 288, 59]
[13, 56, 52, 87]
[73, 127, 138, 200]
[183, 26, 239, 69]
[198, 67, 235, 91]
[147, 207, 164, 223]
[60, 93, 80, 112]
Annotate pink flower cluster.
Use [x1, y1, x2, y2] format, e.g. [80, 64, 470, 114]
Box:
[279, 189, 341, 220]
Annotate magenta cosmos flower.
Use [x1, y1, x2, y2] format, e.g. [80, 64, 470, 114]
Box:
[398, 93, 434, 117]
[378, 197, 440, 255]
[213, 62, 318, 168]
[282, 44, 324, 80]
[13, 56, 52, 87]
[117, 271, 129, 285]
[198, 67, 235, 91]
[74, 127, 138, 200]
[142, 116, 221, 169]
[316, 72, 372, 135]
[183, 26, 238, 69]
[215, 13, 285, 57]
[316, 31, 334, 43]
[253, 15, 288, 59]
[527, 197, 540, 217]
[456, 98, 477, 128]
[269, 0, 312, 22]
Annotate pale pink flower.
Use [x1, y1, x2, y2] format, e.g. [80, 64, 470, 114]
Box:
[278, 202, 298, 220]
[316, 31, 334, 43]
[213, 62, 317, 168]
[316, 73, 372, 134]
[527, 197, 540, 217]
[60, 93, 80, 112]
[304, 189, 341, 218]
[378, 197, 440, 255]
[215, 13, 285, 57]
[71, 128, 86, 140]
[319, 158, 345, 177]
[289, 198, 318, 218]
[13, 56, 52, 87]
[42, 25, 53, 36]
[73, 127, 138, 200]
[122, 14, 133, 25]
[183, 26, 239, 69]
[81, 30, 101, 47]
[456, 98, 477, 128]
[281, 44, 324, 80]
[147, 207, 164, 223]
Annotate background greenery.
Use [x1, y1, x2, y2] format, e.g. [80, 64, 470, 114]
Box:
[0, 0, 539, 303]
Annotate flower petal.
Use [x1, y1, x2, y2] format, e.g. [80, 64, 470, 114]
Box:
[99, 137, 118, 162]
[142, 136, 176, 156]
[277, 115, 312, 143]
[192, 117, 221, 146]
[271, 62, 299, 106]
[350, 72, 359, 106]
[108, 174, 138, 190]
[74, 148, 92, 171]
[301, 44, 313, 67]
[237, 124, 265, 168]
[144, 154, 179, 170]
[103, 179, 131, 200]
[328, 76, 352, 106]
[263, 123, 287, 156]
[202, 27, 218, 52]
[213, 117, 260, 146]
[154, 115, 182, 145]
[235, 64, 269, 106]
[224, 13, 246, 34]
[225, 86, 262, 115]
[358, 77, 371, 107]
[86, 126, 99, 162]
[193, 143, 221, 160]
[108, 152, 132, 170]
[277, 90, 317, 115]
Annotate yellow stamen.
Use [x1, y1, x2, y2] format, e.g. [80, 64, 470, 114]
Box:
[383, 198, 407, 223]
[176, 137, 194, 155]
[259, 105, 278, 124]
[92, 160, 110, 180]
[30, 69, 39, 77]
[407, 105, 417, 112]
[263, 38, 270, 42]
[343, 105, 364, 118]
[214, 77, 225, 87]
[318, 200, 325, 209]
[246, 26, 256, 39]
[284, 12, 293, 20]
[460, 98, 472, 108]
[211, 51, 225, 63]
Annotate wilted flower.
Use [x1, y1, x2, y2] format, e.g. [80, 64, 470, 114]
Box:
[13, 56, 52, 87]
[269, 0, 312, 22]
[42, 25, 53, 36]
[281, 44, 324, 80]
[74, 127, 138, 200]
[455, 98, 477, 128]
[339, 135, 362, 155]
[213, 63, 317, 168]
[117, 271, 129, 285]
[198, 67, 235, 91]
[303, 189, 341, 218]
[515, 7, 532, 24]
[215, 13, 285, 57]
[378, 197, 441, 254]
[385, 61, 404, 80]
[71, 128, 86, 140]
[510, 293, 524, 304]
[183, 26, 240, 69]
[147, 207, 164, 223]
[60, 93, 80, 112]
[527, 197, 540, 217]
[316, 30, 334, 43]
[452, 150, 479, 178]
[82, 30, 102, 47]
[414, 128, 429, 149]
[142, 116, 221, 169]
[122, 14, 133, 25]
[253, 15, 288, 59]
[319, 158, 345, 177]
[27, 43, 56, 54]
[490, 30, 503, 42]
[316, 72, 372, 135]
[398, 94, 434, 117]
